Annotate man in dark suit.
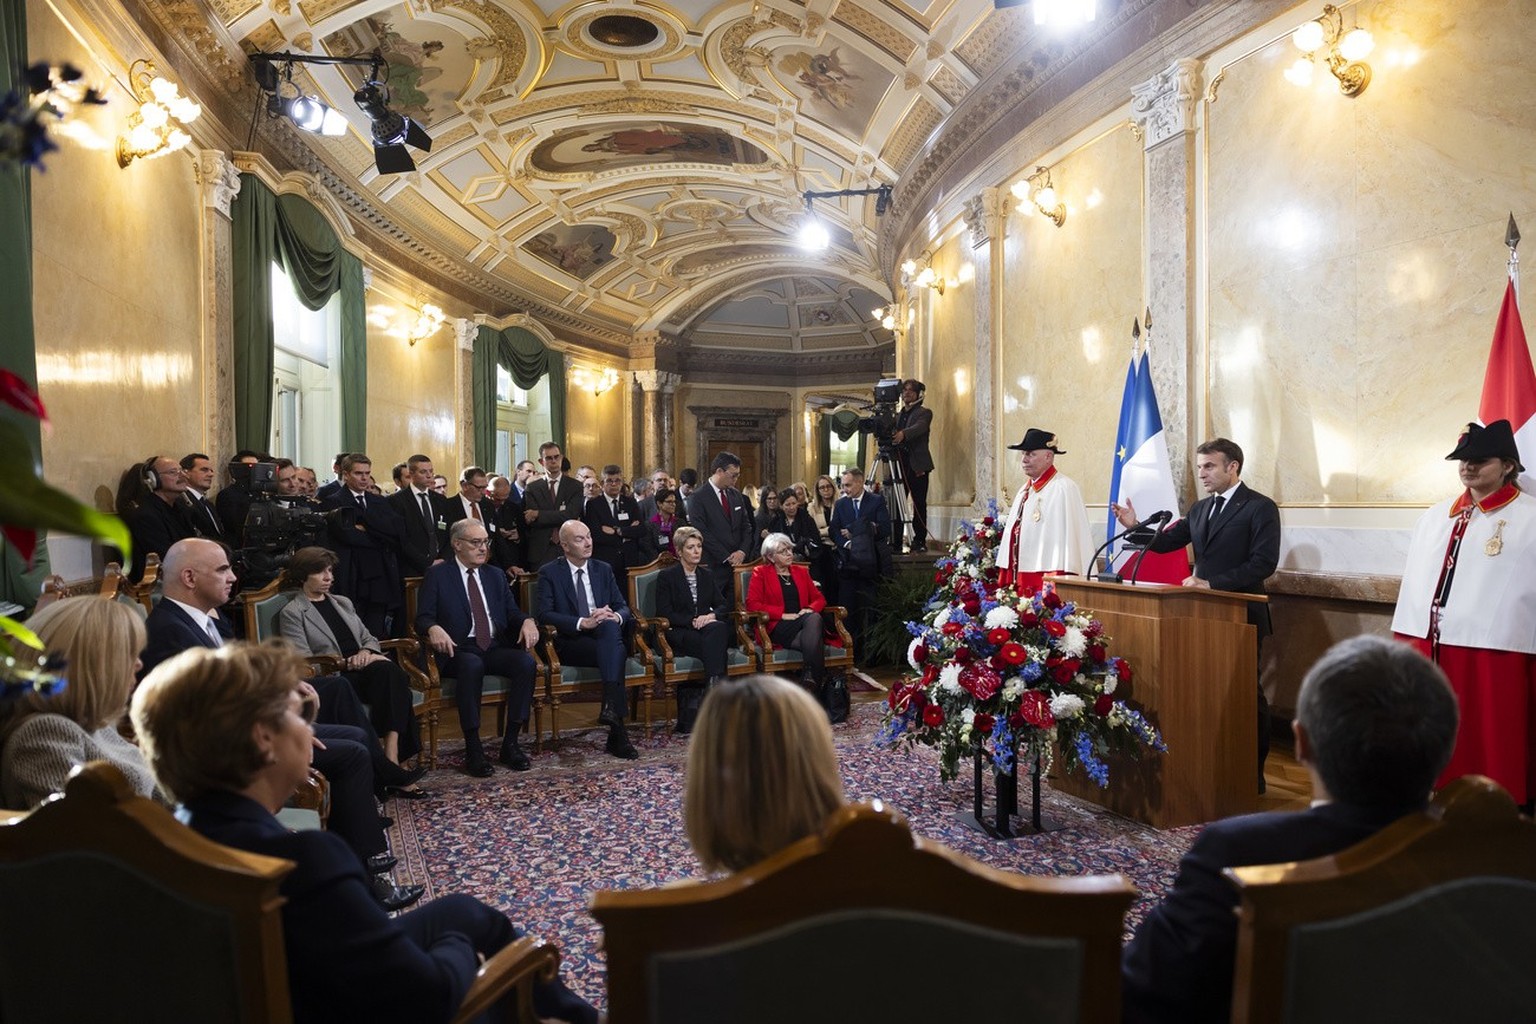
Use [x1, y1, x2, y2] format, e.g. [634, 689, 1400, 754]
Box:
[320, 453, 407, 638]
[1112, 437, 1281, 786]
[891, 378, 934, 552]
[1121, 635, 1458, 1024]
[685, 451, 754, 605]
[415, 519, 540, 777]
[522, 442, 584, 566]
[585, 463, 645, 588]
[214, 450, 263, 544]
[536, 520, 638, 760]
[179, 452, 224, 540]
[387, 453, 450, 578]
[120, 455, 196, 581]
[442, 466, 503, 564]
[315, 451, 349, 502]
[140, 538, 422, 910]
[829, 466, 892, 664]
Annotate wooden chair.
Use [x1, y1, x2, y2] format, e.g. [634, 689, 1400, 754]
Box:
[627, 555, 756, 727]
[0, 761, 565, 1024]
[734, 560, 855, 680]
[35, 560, 130, 610]
[520, 574, 655, 746]
[128, 551, 162, 614]
[242, 578, 439, 768]
[592, 801, 1136, 1023]
[1227, 775, 1536, 1024]
[404, 575, 544, 757]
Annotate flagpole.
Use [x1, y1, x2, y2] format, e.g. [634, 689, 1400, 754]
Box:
[1508, 213, 1521, 300]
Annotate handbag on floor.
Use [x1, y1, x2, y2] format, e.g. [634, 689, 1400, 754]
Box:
[821, 672, 850, 724]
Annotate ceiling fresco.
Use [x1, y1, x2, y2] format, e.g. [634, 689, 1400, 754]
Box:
[140, 0, 1161, 365]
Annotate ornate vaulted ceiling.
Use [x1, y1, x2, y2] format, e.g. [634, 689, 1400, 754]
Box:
[138, 0, 1155, 367]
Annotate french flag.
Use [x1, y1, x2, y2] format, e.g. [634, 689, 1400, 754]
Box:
[1479, 277, 1536, 492]
[1107, 350, 1189, 584]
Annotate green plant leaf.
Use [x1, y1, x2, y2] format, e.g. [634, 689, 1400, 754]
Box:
[0, 417, 131, 562]
[0, 614, 44, 651]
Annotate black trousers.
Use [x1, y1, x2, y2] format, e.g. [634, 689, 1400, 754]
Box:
[905, 469, 930, 547]
[666, 620, 730, 678]
[433, 643, 536, 739]
[343, 660, 421, 762]
[552, 618, 633, 717]
[311, 725, 383, 862]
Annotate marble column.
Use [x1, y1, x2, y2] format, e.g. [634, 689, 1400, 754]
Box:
[962, 186, 1007, 517]
[1132, 58, 1203, 509]
[194, 150, 241, 469]
[454, 317, 480, 469]
[633, 370, 682, 471]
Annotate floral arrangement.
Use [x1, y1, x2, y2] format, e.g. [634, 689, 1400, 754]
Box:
[0, 63, 106, 170]
[877, 500, 1165, 785]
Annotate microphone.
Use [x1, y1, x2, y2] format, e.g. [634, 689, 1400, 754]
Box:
[1090, 510, 1172, 583]
[1127, 511, 1175, 587]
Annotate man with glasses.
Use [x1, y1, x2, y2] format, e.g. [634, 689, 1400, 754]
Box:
[121, 455, 196, 582]
[522, 442, 583, 566]
[416, 519, 540, 776]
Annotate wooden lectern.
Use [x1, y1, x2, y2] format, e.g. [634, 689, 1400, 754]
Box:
[1052, 578, 1263, 828]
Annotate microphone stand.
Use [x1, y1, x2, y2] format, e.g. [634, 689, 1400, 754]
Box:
[1127, 513, 1174, 587]
[1089, 515, 1164, 583]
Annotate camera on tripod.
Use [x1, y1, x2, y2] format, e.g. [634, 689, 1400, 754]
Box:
[857, 378, 905, 455]
[230, 461, 336, 588]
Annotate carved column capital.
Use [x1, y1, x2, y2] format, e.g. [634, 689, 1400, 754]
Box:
[195, 150, 242, 218]
[1131, 58, 1204, 150]
[454, 317, 479, 352]
[962, 187, 1007, 249]
[633, 370, 663, 392]
[361, 266, 374, 291]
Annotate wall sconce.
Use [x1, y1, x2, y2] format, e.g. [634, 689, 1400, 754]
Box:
[1286, 4, 1373, 96]
[406, 303, 445, 345]
[573, 366, 621, 396]
[1010, 166, 1066, 227]
[116, 61, 201, 168]
[898, 255, 946, 295]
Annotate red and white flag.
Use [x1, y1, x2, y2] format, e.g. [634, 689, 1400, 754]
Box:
[1478, 278, 1536, 492]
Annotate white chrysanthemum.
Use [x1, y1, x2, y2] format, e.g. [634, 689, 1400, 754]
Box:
[1002, 679, 1025, 701]
[907, 638, 926, 671]
[938, 664, 964, 694]
[1049, 693, 1086, 720]
[955, 545, 973, 562]
[932, 605, 951, 627]
[1059, 626, 1087, 658]
[984, 606, 1019, 630]
[1102, 674, 1118, 696]
[960, 708, 975, 726]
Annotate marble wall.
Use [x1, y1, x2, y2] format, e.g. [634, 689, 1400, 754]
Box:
[923, 231, 978, 507]
[997, 123, 1146, 506]
[564, 382, 629, 474]
[1206, 0, 1536, 506]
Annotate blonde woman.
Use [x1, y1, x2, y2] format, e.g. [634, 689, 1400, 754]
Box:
[0, 599, 158, 809]
[684, 674, 845, 873]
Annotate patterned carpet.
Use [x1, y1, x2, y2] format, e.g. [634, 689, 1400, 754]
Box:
[388, 701, 1204, 1008]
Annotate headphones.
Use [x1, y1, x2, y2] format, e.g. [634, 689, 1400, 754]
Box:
[142, 457, 163, 492]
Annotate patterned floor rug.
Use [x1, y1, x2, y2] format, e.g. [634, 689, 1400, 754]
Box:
[388, 701, 1203, 1008]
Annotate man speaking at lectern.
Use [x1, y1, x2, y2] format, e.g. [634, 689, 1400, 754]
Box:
[1111, 437, 1280, 788]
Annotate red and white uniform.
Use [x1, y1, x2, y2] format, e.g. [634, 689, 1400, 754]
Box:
[994, 466, 1093, 595]
[1392, 484, 1536, 802]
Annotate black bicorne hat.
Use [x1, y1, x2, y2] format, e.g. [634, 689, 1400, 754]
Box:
[1445, 419, 1524, 471]
[1007, 428, 1065, 454]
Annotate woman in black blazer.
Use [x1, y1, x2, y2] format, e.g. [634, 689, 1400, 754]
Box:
[655, 526, 732, 734]
[767, 487, 823, 561]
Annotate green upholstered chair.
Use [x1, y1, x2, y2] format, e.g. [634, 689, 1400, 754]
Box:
[244, 577, 438, 768]
[1226, 775, 1536, 1024]
[627, 555, 756, 727]
[733, 560, 855, 680]
[402, 575, 533, 760]
[521, 574, 654, 747]
[592, 801, 1135, 1024]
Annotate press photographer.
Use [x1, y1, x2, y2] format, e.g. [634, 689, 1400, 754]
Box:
[233, 460, 338, 590]
[856, 377, 932, 553]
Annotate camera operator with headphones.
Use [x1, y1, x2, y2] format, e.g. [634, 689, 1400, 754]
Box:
[116, 455, 197, 582]
[891, 379, 933, 553]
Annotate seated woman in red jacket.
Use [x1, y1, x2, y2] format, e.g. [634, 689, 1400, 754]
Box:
[746, 532, 829, 692]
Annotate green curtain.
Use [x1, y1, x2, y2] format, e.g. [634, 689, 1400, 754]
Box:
[231, 174, 366, 452]
[472, 325, 566, 468]
[0, 0, 51, 605]
[820, 411, 867, 477]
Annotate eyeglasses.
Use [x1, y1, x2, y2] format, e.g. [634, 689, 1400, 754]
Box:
[458, 537, 490, 548]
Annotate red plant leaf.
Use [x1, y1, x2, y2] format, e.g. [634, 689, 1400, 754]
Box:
[2, 525, 37, 566]
[0, 370, 48, 422]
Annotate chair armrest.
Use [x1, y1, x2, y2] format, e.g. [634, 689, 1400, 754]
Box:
[823, 605, 854, 649]
[379, 638, 436, 695]
[306, 655, 345, 677]
[646, 618, 676, 665]
[449, 936, 560, 1024]
[287, 769, 331, 827]
[537, 625, 563, 672]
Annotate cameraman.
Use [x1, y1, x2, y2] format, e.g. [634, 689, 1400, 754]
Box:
[891, 379, 933, 553]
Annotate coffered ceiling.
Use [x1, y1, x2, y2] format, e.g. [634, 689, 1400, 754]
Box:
[136, 0, 1161, 367]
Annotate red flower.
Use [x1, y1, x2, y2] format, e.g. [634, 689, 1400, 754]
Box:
[922, 704, 945, 727]
[953, 646, 974, 664]
[912, 644, 928, 664]
[962, 597, 981, 616]
[1084, 621, 1104, 639]
[1115, 658, 1134, 684]
[888, 684, 911, 711]
[941, 622, 966, 636]
[1042, 590, 1063, 610]
[959, 664, 1001, 701]
[934, 570, 947, 584]
[1051, 660, 1079, 684]
[1093, 694, 1114, 716]
[986, 627, 1011, 646]
[999, 642, 1028, 666]
[982, 516, 994, 526]
[1019, 610, 1038, 628]
[921, 664, 940, 685]
[974, 712, 996, 735]
[1018, 690, 1055, 728]
[989, 654, 1008, 671]
[1087, 643, 1107, 664]
[1044, 620, 1067, 638]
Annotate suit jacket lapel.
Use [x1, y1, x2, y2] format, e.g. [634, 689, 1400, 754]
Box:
[302, 600, 341, 650]
[1205, 484, 1247, 545]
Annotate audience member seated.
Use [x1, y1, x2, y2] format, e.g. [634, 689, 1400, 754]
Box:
[1120, 635, 1460, 1023]
[278, 547, 423, 781]
[768, 487, 823, 562]
[746, 533, 831, 696]
[536, 520, 638, 760]
[685, 673, 845, 873]
[179, 451, 224, 540]
[116, 455, 196, 581]
[415, 519, 539, 778]
[0, 599, 160, 809]
[754, 485, 779, 540]
[129, 642, 598, 1024]
[655, 526, 731, 735]
[646, 487, 682, 559]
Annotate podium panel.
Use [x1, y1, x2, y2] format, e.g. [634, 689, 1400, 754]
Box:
[1052, 579, 1260, 828]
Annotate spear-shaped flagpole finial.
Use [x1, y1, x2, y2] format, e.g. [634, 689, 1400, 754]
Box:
[1144, 306, 1153, 333]
[1507, 213, 1520, 253]
[1131, 317, 1141, 356]
[1509, 214, 1521, 291]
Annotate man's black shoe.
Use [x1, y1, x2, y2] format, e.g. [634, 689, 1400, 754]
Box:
[365, 852, 398, 875]
[371, 876, 425, 912]
[379, 762, 427, 788]
[463, 757, 495, 778]
[606, 726, 639, 760]
[499, 739, 532, 771]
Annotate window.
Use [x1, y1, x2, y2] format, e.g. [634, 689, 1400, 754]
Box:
[494, 365, 549, 476]
[269, 261, 341, 467]
[827, 429, 863, 480]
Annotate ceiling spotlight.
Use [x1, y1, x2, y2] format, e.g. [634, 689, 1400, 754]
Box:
[798, 212, 831, 251]
[796, 184, 893, 251]
[355, 79, 432, 174]
[288, 94, 348, 136]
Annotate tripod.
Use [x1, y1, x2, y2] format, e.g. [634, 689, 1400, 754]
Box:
[867, 444, 910, 550]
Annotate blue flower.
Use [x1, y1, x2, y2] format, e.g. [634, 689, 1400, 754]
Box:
[1074, 732, 1110, 787]
[1020, 660, 1044, 682]
[991, 718, 1015, 774]
[875, 712, 911, 748]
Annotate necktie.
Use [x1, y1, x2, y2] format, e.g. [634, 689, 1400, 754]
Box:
[720, 487, 731, 519]
[574, 567, 591, 617]
[418, 491, 434, 535]
[200, 497, 220, 535]
[1207, 496, 1225, 541]
[853, 497, 861, 515]
[612, 499, 620, 519]
[204, 618, 222, 647]
[356, 493, 366, 510]
[470, 502, 482, 522]
[467, 569, 492, 651]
